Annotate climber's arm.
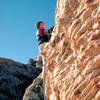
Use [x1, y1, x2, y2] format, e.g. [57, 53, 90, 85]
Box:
[48, 26, 54, 34]
[44, 26, 54, 35]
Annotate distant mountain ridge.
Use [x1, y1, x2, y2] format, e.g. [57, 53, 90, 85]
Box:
[0, 57, 42, 100]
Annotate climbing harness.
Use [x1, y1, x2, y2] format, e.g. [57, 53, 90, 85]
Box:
[43, 64, 46, 100]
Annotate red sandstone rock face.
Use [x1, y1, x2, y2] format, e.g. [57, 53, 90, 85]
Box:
[42, 0, 100, 100]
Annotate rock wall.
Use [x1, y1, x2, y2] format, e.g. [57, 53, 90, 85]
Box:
[41, 0, 100, 100]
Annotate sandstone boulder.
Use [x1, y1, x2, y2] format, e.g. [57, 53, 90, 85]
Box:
[39, 0, 100, 100]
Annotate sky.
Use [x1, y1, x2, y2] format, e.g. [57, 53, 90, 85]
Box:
[0, 0, 56, 64]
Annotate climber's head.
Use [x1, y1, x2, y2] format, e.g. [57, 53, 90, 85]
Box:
[35, 21, 44, 29]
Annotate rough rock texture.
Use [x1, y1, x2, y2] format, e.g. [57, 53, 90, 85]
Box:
[23, 55, 43, 100]
[0, 58, 42, 100]
[28, 58, 36, 67]
[40, 0, 100, 100]
[23, 77, 43, 100]
[36, 54, 43, 68]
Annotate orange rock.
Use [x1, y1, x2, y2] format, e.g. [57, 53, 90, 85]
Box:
[39, 0, 100, 99]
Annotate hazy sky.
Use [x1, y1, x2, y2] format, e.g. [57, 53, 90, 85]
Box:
[0, 0, 56, 64]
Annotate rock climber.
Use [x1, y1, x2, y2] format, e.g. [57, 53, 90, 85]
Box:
[35, 21, 54, 100]
[35, 21, 54, 55]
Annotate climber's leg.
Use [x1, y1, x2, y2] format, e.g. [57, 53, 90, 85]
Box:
[38, 43, 47, 100]
[38, 43, 46, 78]
[38, 43, 46, 56]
